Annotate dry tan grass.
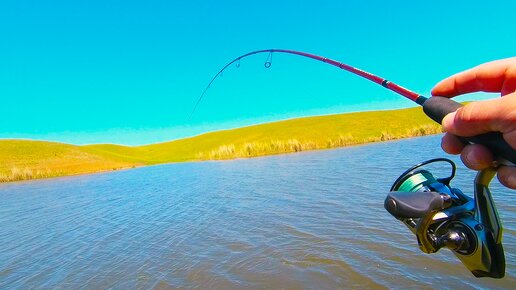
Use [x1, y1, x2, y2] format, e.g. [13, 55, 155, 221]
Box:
[195, 123, 442, 160]
[0, 167, 57, 182]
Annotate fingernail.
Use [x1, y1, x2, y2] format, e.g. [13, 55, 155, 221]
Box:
[507, 172, 516, 188]
[461, 147, 482, 170]
[461, 151, 472, 166]
[442, 112, 456, 132]
[462, 145, 494, 170]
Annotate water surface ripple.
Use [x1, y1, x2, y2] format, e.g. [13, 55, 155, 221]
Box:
[0, 135, 514, 289]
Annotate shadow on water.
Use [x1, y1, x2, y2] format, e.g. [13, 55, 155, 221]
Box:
[0, 135, 514, 289]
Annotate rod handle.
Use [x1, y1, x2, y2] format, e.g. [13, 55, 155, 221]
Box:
[422, 97, 516, 164]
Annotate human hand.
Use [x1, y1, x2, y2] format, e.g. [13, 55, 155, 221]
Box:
[431, 57, 516, 189]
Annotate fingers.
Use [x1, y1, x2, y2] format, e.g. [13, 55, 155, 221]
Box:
[431, 57, 516, 97]
[442, 134, 494, 170]
[435, 58, 516, 190]
[440, 136, 516, 190]
[497, 166, 516, 189]
[441, 93, 516, 146]
[441, 99, 515, 185]
[441, 133, 464, 154]
[442, 135, 516, 188]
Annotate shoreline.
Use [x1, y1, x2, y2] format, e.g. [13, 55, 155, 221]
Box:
[0, 106, 443, 184]
[0, 131, 441, 184]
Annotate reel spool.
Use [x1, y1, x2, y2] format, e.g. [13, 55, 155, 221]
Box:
[385, 158, 505, 278]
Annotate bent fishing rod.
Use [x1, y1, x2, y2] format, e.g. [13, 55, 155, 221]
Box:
[192, 49, 515, 164]
[195, 49, 515, 278]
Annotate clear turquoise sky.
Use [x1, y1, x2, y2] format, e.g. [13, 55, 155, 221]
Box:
[1, 0, 515, 145]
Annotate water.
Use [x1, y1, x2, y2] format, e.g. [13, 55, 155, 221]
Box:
[0, 135, 514, 289]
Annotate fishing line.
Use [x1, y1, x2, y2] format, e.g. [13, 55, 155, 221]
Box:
[264, 51, 272, 68]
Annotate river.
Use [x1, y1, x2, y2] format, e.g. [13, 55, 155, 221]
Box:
[0, 135, 514, 289]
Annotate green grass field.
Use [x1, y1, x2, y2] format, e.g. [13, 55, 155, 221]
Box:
[0, 106, 441, 182]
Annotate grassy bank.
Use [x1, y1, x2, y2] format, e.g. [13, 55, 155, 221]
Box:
[0, 140, 140, 182]
[0, 106, 441, 183]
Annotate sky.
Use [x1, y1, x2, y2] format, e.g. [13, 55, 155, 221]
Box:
[1, 0, 515, 145]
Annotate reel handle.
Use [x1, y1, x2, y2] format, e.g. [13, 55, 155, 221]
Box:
[422, 96, 516, 164]
[385, 191, 449, 219]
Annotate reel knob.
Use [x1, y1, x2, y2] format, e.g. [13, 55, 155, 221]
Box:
[385, 191, 451, 218]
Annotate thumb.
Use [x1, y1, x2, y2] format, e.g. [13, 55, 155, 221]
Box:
[442, 93, 516, 149]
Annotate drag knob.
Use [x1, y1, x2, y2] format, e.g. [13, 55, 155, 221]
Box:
[385, 191, 449, 218]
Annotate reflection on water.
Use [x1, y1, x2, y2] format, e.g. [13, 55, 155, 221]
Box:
[0, 135, 514, 289]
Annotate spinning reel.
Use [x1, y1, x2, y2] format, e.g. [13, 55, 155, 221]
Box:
[385, 158, 505, 278]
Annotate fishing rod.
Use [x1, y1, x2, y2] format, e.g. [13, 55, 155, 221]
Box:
[195, 49, 515, 278]
[191, 49, 426, 117]
[192, 49, 515, 164]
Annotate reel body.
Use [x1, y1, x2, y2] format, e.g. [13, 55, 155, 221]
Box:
[385, 158, 505, 278]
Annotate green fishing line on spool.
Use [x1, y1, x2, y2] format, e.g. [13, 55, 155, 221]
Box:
[394, 170, 437, 192]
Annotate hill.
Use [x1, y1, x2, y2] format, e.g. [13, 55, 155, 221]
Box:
[0, 106, 441, 182]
